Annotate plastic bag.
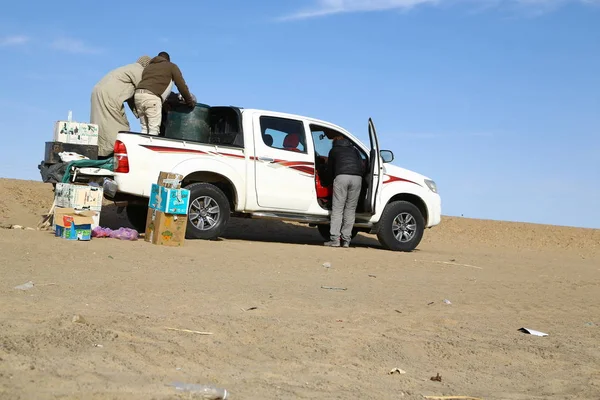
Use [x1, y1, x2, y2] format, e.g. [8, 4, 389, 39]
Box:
[92, 226, 138, 240]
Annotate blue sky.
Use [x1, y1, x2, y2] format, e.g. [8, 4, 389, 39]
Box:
[1, 0, 599, 228]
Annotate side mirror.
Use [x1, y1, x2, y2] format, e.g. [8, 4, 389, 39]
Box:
[380, 150, 394, 163]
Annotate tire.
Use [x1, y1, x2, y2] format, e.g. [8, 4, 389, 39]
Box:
[126, 204, 149, 233]
[185, 182, 231, 240]
[316, 224, 359, 241]
[376, 201, 425, 252]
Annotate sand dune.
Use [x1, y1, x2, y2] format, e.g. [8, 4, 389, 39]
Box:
[0, 178, 598, 399]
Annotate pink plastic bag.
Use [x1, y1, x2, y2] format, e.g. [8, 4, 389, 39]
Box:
[92, 226, 138, 240]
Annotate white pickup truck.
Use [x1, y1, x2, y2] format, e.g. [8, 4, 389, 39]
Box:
[109, 104, 441, 251]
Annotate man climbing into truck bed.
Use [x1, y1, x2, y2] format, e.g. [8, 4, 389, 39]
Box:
[134, 51, 196, 135]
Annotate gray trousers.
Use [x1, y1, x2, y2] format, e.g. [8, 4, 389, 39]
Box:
[330, 174, 363, 242]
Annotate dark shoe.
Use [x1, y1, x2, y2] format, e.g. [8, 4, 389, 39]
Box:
[342, 241, 350, 248]
[324, 240, 341, 247]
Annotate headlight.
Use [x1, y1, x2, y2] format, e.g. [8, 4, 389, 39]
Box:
[424, 179, 438, 194]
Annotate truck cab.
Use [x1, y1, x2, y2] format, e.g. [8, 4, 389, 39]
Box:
[110, 103, 441, 251]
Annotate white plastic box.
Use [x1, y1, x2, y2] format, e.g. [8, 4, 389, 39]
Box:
[54, 183, 103, 212]
[53, 121, 99, 145]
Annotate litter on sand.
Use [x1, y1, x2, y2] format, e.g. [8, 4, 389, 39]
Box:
[424, 396, 483, 400]
[165, 327, 214, 335]
[518, 327, 548, 337]
[14, 281, 35, 290]
[415, 259, 483, 270]
[389, 368, 407, 375]
[321, 286, 348, 291]
[168, 382, 228, 399]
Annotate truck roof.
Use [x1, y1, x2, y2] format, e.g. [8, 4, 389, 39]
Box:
[240, 108, 352, 135]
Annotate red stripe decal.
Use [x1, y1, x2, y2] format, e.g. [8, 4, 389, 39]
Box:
[383, 176, 421, 186]
[141, 145, 209, 155]
[141, 145, 245, 159]
[289, 166, 315, 175]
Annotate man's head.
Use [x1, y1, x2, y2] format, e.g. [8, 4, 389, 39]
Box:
[325, 129, 343, 140]
[158, 51, 170, 61]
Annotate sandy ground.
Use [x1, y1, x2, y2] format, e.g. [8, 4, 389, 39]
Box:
[0, 177, 599, 400]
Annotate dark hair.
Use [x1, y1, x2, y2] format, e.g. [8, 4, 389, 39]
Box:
[158, 51, 170, 61]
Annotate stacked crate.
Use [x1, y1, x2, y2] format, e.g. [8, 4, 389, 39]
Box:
[145, 172, 190, 247]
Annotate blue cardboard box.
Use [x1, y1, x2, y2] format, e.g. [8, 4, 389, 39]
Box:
[148, 184, 190, 215]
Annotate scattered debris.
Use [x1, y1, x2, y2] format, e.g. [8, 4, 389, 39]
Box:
[321, 286, 348, 291]
[368, 274, 377, 278]
[11, 225, 23, 230]
[389, 368, 407, 375]
[322, 262, 331, 268]
[415, 259, 483, 270]
[166, 327, 213, 335]
[394, 310, 402, 314]
[427, 302, 435, 306]
[93, 344, 103, 348]
[584, 322, 595, 327]
[246, 307, 258, 311]
[168, 382, 228, 399]
[424, 396, 483, 400]
[430, 373, 442, 382]
[108, 255, 114, 259]
[14, 281, 34, 290]
[72, 315, 87, 324]
[25, 227, 35, 231]
[518, 328, 548, 337]
[449, 259, 456, 262]
[443, 299, 452, 305]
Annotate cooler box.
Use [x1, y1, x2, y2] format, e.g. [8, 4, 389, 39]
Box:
[148, 184, 190, 215]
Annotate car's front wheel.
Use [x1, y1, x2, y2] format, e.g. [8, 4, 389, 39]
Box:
[376, 201, 425, 252]
[185, 182, 230, 240]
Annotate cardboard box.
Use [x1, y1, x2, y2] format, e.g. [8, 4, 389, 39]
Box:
[53, 121, 99, 146]
[54, 208, 96, 241]
[148, 183, 190, 215]
[145, 208, 187, 246]
[55, 183, 103, 212]
[157, 172, 183, 189]
[53, 208, 100, 231]
[44, 141, 98, 164]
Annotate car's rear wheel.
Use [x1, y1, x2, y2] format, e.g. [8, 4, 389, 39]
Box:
[376, 201, 424, 252]
[185, 182, 230, 240]
[316, 224, 359, 241]
[126, 204, 148, 233]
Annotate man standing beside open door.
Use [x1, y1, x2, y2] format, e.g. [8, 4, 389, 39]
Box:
[324, 133, 365, 248]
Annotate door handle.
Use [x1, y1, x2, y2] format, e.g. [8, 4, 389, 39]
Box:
[258, 157, 275, 163]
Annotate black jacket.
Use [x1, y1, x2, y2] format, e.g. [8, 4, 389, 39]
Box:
[327, 138, 364, 179]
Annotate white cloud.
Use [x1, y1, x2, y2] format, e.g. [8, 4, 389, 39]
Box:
[0, 35, 30, 47]
[51, 37, 102, 55]
[278, 0, 600, 20]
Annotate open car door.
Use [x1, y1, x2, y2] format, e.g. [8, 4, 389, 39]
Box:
[363, 118, 383, 215]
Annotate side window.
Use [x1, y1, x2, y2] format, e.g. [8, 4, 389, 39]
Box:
[259, 116, 307, 153]
[310, 125, 367, 160]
